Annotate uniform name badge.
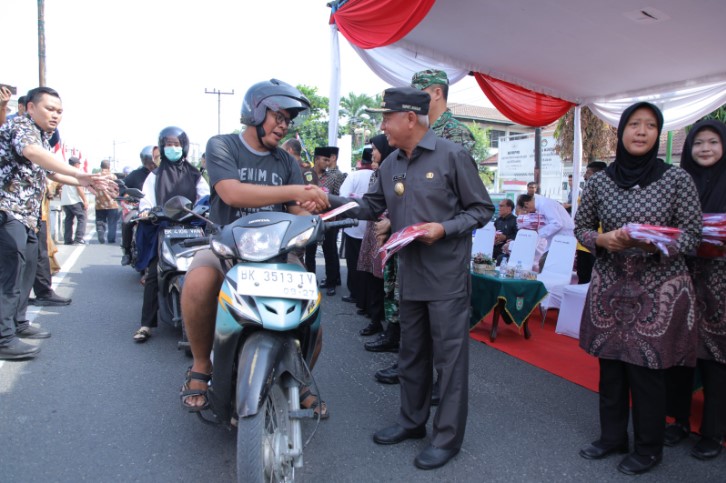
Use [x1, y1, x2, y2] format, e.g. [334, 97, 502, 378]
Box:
[393, 173, 406, 196]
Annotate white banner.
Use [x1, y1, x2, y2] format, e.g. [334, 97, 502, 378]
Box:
[498, 135, 564, 199]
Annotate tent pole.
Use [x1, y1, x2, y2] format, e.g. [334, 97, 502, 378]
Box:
[571, 106, 582, 219]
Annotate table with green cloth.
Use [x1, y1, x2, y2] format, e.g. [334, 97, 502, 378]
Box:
[469, 271, 548, 342]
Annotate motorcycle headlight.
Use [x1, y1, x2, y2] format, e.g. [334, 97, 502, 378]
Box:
[211, 239, 235, 258]
[234, 222, 289, 261]
[161, 241, 175, 266]
[287, 226, 315, 250]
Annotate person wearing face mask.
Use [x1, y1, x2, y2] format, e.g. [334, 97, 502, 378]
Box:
[132, 126, 210, 343]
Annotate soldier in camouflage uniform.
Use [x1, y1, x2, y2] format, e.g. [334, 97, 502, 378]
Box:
[372, 69, 477, 390]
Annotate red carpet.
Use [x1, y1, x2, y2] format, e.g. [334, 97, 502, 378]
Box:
[469, 309, 705, 432]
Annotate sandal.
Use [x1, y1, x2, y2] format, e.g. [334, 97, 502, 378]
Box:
[180, 369, 211, 412]
[300, 387, 329, 420]
[133, 327, 151, 343]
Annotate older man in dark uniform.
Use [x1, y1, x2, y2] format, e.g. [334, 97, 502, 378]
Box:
[329, 87, 493, 469]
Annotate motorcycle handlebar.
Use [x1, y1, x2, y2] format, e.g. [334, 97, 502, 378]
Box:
[180, 237, 210, 247]
[324, 219, 359, 231]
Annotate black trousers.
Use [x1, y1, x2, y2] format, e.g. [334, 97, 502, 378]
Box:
[305, 242, 317, 274]
[576, 250, 595, 284]
[32, 219, 54, 298]
[321, 228, 340, 287]
[666, 360, 726, 440]
[397, 295, 470, 450]
[96, 208, 120, 243]
[343, 233, 362, 300]
[359, 271, 384, 322]
[0, 215, 38, 341]
[140, 258, 159, 328]
[62, 202, 86, 244]
[598, 358, 665, 456]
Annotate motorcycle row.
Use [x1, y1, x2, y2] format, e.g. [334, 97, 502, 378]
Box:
[116, 181, 356, 482]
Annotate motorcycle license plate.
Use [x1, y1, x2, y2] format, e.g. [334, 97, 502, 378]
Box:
[164, 227, 204, 239]
[237, 267, 318, 300]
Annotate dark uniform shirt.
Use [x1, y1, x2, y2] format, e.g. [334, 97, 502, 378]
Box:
[339, 129, 494, 301]
[123, 166, 152, 190]
[432, 109, 475, 155]
[493, 212, 518, 259]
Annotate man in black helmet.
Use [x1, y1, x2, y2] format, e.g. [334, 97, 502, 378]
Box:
[179, 79, 329, 413]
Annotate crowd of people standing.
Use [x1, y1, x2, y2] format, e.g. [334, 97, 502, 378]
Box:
[2, 74, 724, 477]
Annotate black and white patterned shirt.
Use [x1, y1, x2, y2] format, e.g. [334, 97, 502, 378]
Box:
[0, 115, 52, 229]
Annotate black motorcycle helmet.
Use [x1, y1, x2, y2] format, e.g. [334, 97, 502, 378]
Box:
[158, 126, 189, 163]
[240, 79, 311, 127]
[139, 145, 155, 166]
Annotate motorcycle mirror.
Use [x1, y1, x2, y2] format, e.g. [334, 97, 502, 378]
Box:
[163, 196, 194, 220]
[122, 188, 144, 199]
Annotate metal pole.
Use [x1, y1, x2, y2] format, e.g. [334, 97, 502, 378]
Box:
[666, 131, 673, 164]
[534, 127, 541, 193]
[37, 0, 46, 86]
[205, 88, 234, 135]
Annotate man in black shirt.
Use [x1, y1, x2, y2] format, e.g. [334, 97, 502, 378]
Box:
[493, 198, 517, 263]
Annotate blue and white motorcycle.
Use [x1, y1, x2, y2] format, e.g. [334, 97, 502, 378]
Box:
[163, 196, 357, 483]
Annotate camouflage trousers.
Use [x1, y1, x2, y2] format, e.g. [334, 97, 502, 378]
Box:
[383, 254, 400, 325]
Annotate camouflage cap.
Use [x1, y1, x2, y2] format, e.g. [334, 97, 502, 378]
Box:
[410, 69, 449, 90]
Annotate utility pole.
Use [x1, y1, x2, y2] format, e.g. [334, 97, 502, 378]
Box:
[205, 88, 234, 135]
[37, 0, 46, 86]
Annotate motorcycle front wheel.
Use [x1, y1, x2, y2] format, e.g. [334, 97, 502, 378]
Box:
[237, 383, 299, 483]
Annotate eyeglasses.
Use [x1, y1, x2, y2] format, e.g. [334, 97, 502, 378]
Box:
[271, 110, 294, 127]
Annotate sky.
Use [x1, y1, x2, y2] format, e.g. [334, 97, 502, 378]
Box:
[5, 0, 491, 171]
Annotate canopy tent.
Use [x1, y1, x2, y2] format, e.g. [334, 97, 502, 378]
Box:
[327, 0, 726, 216]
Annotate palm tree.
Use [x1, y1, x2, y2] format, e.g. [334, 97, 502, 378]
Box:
[339, 93, 379, 147]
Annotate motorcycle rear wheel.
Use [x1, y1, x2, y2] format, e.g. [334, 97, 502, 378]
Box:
[237, 383, 299, 483]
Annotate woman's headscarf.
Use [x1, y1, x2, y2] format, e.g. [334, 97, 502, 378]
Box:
[154, 158, 201, 206]
[605, 101, 670, 189]
[680, 119, 726, 213]
[370, 134, 395, 163]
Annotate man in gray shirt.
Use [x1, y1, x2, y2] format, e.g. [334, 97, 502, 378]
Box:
[329, 87, 494, 469]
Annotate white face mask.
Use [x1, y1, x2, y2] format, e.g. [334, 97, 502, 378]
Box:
[164, 146, 183, 163]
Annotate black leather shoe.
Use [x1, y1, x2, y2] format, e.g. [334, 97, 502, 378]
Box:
[326, 288, 336, 296]
[0, 338, 40, 360]
[375, 364, 400, 384]
[341, 295, 357, 303]
[617, 453, 662, 475]
[414, 444, 460, 470]
[691, 436, 723, 460]
[121, 254, 131, 266]
[364, 334, 399, 353]
[579, 440, 629, 460]
[359, 321, 383, 336]
[373, 424, 426, 445]
[30, 292, 71, 306]
[663, 422, 690, 447]
[356, 308, 368, 316]
[16, 323, 51, 339]
[319, 278, 341, 288]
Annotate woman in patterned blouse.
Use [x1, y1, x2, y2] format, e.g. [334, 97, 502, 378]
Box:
[666, 120, 726, 460]
[574, 102, 702, 475]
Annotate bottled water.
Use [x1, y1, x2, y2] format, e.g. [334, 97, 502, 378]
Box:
[514, 261, 523, 279]
[499, 257, 508, 278]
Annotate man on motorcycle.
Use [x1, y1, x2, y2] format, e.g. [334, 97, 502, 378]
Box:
[179, 79, 329, 412]
[120, 146, 158, 265]
[132, 128, 210, 342]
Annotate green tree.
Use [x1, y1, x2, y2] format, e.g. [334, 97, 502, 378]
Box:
[287, 85, 330, 164]
[554, 106, 617, 163]
[687, 105, 726, 132]
[468, 122, 490, 163]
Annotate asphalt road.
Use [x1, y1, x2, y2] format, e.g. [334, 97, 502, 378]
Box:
[1, 226, 724, 482]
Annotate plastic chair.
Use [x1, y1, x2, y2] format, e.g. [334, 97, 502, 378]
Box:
[472, 222, 496, 257]
[536, 234, 578, 322]
[507, 229, 538, 272]
[555, 283, 590, 338]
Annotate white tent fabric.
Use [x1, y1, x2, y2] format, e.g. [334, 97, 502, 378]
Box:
[329, 0, 726, 163]
[351, 43, 469, 90]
